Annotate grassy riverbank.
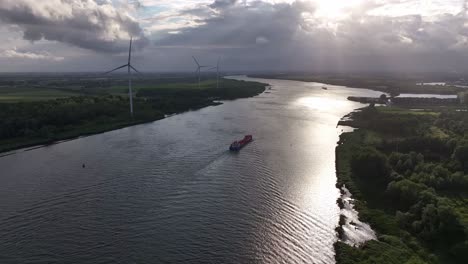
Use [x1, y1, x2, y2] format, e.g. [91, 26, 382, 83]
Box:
[334, 106, 468, 264]
[0, 78, 266, 153]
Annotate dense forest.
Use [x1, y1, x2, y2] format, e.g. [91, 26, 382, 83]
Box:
[0, 79, 266, 153]
[335, 106, 468, 264]
[0, 95, 164, 153]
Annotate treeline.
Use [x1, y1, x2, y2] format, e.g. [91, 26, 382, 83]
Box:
[137, 79, 266, 100]
[136, 79, 266, 114]
[339, 106, 434, 136]
[335, 107, 468, 263]
[0, 95, 162, 142]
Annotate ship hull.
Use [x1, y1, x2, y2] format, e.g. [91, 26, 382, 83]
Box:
[229, 136, 253, 151]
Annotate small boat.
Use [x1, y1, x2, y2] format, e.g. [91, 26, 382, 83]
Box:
[230, 135, 253, 151]
[322, 86, 328, 90]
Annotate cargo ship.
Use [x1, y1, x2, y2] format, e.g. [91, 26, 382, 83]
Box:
[230, 135, 253, 151]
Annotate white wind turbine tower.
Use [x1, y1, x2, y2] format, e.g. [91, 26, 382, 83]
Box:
[209, 57, 221, 89]
[192, 56, 210, 88]
[105, 37, 141, 117]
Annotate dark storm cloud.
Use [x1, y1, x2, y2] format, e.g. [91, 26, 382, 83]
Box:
[0, 0, 148, 53]
[157, 1, 314, 48]
[209, 0, 239, 9]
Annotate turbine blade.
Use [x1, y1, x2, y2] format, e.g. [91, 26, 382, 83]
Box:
[128, 37, 133, 64]
[208, 67, 217, 70]
[104, 64, 128, 74]
[217, 57, 220, 67]
[130, 65, 142, 75]
[192, 56, 200, 67]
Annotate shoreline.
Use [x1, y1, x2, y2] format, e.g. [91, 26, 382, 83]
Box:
[334, 111, 367, 261]
[248, 74, 463, 96]
[332, 105, 468, 264]
[0, 116, 166, 155]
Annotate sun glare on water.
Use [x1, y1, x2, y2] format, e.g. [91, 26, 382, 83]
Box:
[296, 96, 348, 111]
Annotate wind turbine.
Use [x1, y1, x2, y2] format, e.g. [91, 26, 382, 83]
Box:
[105, 37, 141, 117]
[209, 57, 221, 89]
[192, 56, 210, 88]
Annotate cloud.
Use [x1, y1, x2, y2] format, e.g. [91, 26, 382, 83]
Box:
[255, 36, 270, 45]
[0, 0, 148, 53]
[1, 0, 468, 72]
[149, 0, 468, 72]
[0, 48, 64, 61]
[210, 0, 239, 9]
[156, 1, 313, 47]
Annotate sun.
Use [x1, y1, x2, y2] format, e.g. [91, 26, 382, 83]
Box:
[313, 0, 363, 19]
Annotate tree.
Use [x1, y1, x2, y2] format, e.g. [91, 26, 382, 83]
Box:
[351, 147, 391, 185]
[379, 94, 388, 102]
[453, 143, 468, 172]
[387, 179, 429, 209]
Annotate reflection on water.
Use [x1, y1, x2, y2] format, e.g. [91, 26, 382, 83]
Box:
[339, 187, 376, 246]
[296, 97, 349, 111]
[0, 76, 382, 263]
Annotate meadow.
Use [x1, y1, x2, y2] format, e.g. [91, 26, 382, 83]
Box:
[0, 86, 81, 102]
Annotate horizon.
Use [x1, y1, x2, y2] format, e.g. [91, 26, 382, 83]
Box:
[2, 70, 468, 76]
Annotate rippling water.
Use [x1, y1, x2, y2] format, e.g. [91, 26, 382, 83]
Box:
[0, 76, 382, 263]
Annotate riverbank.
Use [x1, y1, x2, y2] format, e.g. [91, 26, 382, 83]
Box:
[334, 105, 468, 264]
[0, 78, 267, 154]
[0, 115, 166, 155]
[249, 74, 464, 96]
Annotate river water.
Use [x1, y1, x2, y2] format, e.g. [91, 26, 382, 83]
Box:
[0, 76, 382, 264]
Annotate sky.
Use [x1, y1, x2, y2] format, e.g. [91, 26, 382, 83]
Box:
[0, 0, 467, 72]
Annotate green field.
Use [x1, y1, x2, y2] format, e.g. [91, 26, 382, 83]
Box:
[376, 106, 440, 116]
[0, 78, 244, 102]
[0, 86, 81, 102]
[112, 79, 220, 91]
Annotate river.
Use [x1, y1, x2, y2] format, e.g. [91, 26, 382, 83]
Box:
[0, 76, 383, 264]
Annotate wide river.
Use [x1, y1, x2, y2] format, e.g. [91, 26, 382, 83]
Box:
[0, 76, 382, 264]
